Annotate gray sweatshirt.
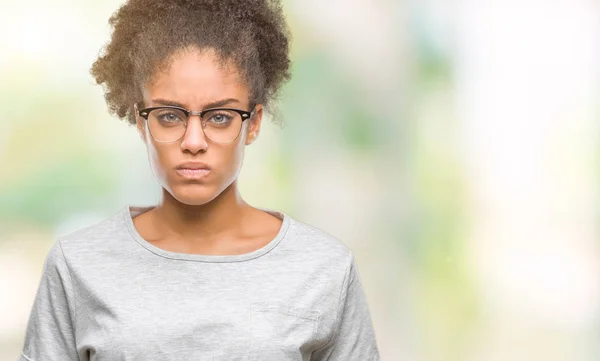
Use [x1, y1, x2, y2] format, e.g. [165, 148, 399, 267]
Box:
[19, 205, 380, 361]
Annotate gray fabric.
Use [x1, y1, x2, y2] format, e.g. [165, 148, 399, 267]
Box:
[19, 205, 380, 361]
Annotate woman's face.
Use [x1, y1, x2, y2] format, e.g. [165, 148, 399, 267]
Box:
[135, 47, 263, 206]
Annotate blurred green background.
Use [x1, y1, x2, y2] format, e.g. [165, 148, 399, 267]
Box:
[1, 0, 599, 360]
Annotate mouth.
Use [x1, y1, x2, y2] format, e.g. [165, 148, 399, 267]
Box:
[176, 168, 211, 179]
[175, 161, 212, 180]
[175, 158, 212, 179]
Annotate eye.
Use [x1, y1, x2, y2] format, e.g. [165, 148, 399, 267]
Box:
[152, 108, 186, 125]
[212, 114, 230, 123]
[158, 111, 184, 123]
[204, 110, 234, 126]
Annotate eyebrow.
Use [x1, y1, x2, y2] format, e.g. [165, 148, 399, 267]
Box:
[152, 98, 240, 110]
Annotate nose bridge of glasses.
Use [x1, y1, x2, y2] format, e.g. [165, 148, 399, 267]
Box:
[184, 110, 207, 126]
[188, 110, 204, 117]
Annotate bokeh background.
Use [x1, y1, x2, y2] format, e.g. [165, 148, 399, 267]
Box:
[1, 0, 599, 360]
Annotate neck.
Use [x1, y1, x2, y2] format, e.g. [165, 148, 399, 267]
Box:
[153, 180, 251, 243]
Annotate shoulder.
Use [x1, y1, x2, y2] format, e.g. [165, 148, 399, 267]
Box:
[283, 213, 355, 270]
[57, 207, 130, 259]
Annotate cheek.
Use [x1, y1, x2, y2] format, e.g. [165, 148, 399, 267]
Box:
[146, 141, 169, 181]
[218, 141, 246, 182]
[231, 134, 249, 168]
[218, 125, 249, 175]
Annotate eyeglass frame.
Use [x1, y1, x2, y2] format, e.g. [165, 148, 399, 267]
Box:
[136, 104, 256, 144]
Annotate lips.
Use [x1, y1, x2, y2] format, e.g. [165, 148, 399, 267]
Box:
[176, 162, 211, 179]
[176, 168, 210, 179]
[177, 161, 211, 170]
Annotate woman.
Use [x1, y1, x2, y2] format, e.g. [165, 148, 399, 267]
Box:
[19, 0, 380, 360]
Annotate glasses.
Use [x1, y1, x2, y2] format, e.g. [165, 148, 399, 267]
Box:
[137, 105, 255, 143]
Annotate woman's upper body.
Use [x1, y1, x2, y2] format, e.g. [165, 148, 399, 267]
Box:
[19, 205, 380, 361]
[20, 0, 380, 359]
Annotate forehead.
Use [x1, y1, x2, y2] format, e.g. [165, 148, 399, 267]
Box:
[142, 47, 248, 106]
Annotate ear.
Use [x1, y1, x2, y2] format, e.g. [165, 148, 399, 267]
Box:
[134, 103, 147, 143]
[245, 104, 263, 146]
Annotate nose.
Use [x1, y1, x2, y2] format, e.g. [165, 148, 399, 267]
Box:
[180, 115, 208, 154]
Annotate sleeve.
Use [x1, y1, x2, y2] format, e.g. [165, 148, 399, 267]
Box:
[19, 239, 79, 361]
[311, 254, 381, 361]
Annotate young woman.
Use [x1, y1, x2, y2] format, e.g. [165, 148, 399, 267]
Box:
[19, 0, 380, 360]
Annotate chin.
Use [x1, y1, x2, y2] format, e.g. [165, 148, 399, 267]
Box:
[168, 184, 220, 206]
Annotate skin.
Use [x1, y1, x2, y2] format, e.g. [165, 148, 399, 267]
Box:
[132, 47, 282, 256]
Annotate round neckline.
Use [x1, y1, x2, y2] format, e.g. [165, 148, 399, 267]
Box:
[123, 205, 291, 263]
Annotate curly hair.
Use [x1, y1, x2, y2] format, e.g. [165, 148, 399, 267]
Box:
[90, 0, 292, 125]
